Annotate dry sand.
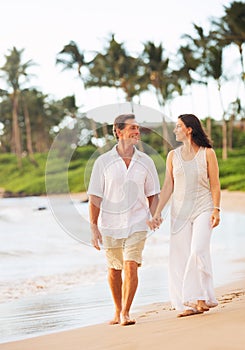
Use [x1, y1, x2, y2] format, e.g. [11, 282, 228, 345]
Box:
[220, 190, 245, 213]
[1, 190, 245, 350]
[73, 189, 245, 213]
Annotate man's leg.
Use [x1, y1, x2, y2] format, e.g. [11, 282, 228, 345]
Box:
[121, 260, 138, 325]
[103, 236, 124, 325]
[108, 268, 122, 324]
[121, 231, 147, 325]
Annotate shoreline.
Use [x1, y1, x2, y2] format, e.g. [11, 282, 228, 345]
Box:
[1, 190, 245, 349]
[1, 278, 245, 350]
[2, 189, 245, 213]
[69, 189, 245, 212]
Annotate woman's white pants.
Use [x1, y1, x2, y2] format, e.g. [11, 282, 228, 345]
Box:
[169, 211, 218, 311]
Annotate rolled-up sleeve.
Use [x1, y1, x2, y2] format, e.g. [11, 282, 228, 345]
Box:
[87, 158, 104, 198]
[144, 158, 160, 197]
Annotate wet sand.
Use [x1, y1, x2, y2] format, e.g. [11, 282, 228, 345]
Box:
[1, 190, 245, 350]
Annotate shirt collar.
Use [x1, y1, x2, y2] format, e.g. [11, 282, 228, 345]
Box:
[110, 144, 141, 159]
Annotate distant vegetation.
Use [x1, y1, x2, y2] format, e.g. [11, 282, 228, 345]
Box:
[0, 145, 244, 197]
[0, 1, 244, 196]
[0, 1, 244, 167]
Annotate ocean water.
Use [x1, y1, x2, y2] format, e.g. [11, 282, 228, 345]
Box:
[0, 196, 244, 343]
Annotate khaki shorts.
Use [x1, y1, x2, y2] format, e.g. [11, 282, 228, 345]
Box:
[103, 231, 147, 270]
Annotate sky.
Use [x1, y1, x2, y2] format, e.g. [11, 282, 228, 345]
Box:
[0, 0, 242, 123]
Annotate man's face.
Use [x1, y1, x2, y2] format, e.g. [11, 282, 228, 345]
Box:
[117, 118, 140, 144]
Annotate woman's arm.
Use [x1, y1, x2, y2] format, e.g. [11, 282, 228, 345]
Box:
[147, 151, 174, 230]
[206, 148, 221, 228]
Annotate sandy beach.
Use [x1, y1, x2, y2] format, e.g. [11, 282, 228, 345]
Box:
[74, 189, 245, 213]
[1, 190, 245, 350]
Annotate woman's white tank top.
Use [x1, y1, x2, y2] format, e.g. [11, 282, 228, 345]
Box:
[171, 146, 213, 232]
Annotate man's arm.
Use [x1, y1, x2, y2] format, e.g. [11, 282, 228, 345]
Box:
[147, 194, 159, 217]
[89, 195, 103, 250]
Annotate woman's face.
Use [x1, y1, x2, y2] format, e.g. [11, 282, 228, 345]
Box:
[173, 119, 190, 142]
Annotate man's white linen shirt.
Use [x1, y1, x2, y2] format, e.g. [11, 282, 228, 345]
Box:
[87, 145, 160, 238]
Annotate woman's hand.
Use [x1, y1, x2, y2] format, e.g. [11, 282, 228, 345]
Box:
[211, 209, 220, 228]
[147, 215, 163, 231]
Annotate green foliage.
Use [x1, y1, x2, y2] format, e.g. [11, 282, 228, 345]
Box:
[0, 153, 47, 195]
[71, 145, 97, 161]
[0, 146, 245, 196]
[0, 146, 98, 196]
[217, 148, 245, 191]
[220, 174, 245, 191]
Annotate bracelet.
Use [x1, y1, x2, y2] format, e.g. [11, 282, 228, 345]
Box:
[213, 206, 220, 211]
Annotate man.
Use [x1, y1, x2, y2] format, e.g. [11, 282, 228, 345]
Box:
[87, 113, 160, 326]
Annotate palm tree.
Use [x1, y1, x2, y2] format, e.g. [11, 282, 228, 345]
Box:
[174, 44, 201, 111]
[56, 41, 91, 86]
[85, 34, 146, 106]
[206, 44, 228, 159]
[33, 93, 75, 152]
[212, 1, 245, 89]
[0, 47, 35, 167]
[141, 41, 182, 154]
[21, 89, 37, 165]
[0, 91, 12, 152]
[182, 24, 215, 124]
[208, 2, 245, 159]
[141, 42, 169, 107]
[226, 97, 243, 150]
[25, 90, 49, 153]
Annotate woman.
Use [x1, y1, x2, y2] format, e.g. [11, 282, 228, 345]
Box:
[148, 114, 221, 317]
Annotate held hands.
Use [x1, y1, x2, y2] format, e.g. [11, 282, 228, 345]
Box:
[91, 224, 103, 250]
[147, 214, 163, 231]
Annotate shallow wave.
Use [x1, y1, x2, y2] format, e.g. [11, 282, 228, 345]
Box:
[0, 250, 34, 258]
[0, 266, 107, 303]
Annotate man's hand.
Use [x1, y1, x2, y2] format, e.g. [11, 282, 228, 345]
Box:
[147, 215, 163, 231]
[89, 195, 102, 249]
[91, 224, 103, 250]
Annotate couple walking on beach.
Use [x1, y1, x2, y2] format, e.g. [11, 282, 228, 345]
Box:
[88, 113, 221, 325]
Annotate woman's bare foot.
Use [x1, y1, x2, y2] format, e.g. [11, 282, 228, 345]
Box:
[177, 309, 203, 318]
[197, 300, 209, 312]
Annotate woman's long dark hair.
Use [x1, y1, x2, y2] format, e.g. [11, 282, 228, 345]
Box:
[178, 114, 213, 148]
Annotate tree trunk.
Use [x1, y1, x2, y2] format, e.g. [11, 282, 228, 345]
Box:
[222, 118, 228, 160]
[12, 92, 22, 168]
[218, 83, 227, 160]
[90, 119, 98, 138]
[34, 115, 49, 152]
[22, 96, 38, 166]
[156, 92, 169, 156]
[228, 115, 234, 151]
[206, 117, 212, 141]
[102, 122, 111, 150]
[162, 116, 169, 156]
[239, 45, 245, 91]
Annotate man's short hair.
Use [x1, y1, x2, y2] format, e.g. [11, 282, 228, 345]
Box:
[113, 114, 135, 140]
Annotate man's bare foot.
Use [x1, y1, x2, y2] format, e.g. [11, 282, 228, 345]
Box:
[109, 319, 120, 325]
[109, 313, 121, 325]
[121, 315, 136, 326]
[109, 317, 121, 326]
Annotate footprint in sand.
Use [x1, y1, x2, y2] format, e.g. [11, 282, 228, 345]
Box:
[218, 290, 245, 304]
